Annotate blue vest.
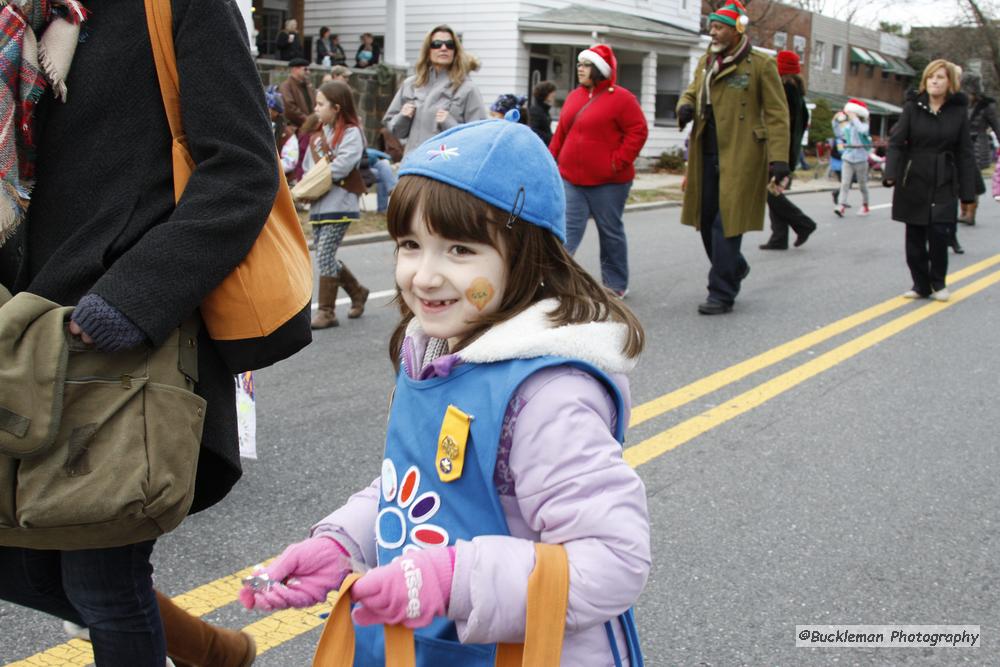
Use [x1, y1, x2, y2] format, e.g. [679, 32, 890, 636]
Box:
[353, 356, 643, 666]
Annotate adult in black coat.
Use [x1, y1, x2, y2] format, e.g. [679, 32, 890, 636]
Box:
[885, 60, 977, 301]
[529, 80, 556, 146]
[760, 51, 817, 250]
[276, 18, 303, 61]
[0, 2, 277, 664]
[959, 72, 1000, 224]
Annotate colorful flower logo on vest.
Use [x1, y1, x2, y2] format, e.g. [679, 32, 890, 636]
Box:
[376, 459, 449, 553]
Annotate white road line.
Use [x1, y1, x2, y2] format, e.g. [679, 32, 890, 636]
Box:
[312, 288, 397, 310]
[870, 203, 891, 210]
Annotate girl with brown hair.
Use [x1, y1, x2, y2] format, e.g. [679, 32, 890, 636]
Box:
[383, 25, 487, 155]
[302, 81, 370, 328]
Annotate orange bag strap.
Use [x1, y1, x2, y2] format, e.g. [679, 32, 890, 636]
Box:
[143, 0, 183, 141]
[495, 543, 570, 667]
[312, 573, 416, 667]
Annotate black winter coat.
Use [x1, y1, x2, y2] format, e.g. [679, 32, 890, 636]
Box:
[8, 0, 279, 513]
[528, 101, 553, 146]
[968, 95, 1000, 169]
[783, 80, 808, 170]
[886, 92, 977, 226]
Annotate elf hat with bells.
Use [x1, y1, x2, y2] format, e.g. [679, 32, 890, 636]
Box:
[709, 0, 750, 34]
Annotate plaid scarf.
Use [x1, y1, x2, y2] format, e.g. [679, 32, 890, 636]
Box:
[701, 35, 752, 115]
[0, 0, 87, 246]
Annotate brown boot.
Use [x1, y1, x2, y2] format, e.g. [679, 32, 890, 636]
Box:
[157, 591, 256, 667]
[337, 264, 370, 319]
[310, 276, 340, 329]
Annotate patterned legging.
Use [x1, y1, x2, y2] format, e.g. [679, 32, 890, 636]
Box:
[312, 221, 352, 277]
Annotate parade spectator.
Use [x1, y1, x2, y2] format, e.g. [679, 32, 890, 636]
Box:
[266, 85, 299, 177]
[676, 1, 789, 314]
[528, 80, 557, 145]
[885, 60, 977, 302]
[279, 57, 315, 134]
[0, 3, 275, 664]
[315, 26, 334, 65]
[489, 93, 527, 121]
[550, 44, 647, 299]
[355, 32, 381, 69]
[833, 99, 872, 217]
[328, 64, 352, 83]
[240, 119, 650, 666]
[329, 34, 348, 66]
[302, 81, 371, 329]
[276, 18, 303, 61]
[760, 51, 817, 250]
[959, 71, 1000, 225]
[293, 113, 322, 183]
[383, 25, 487, 156]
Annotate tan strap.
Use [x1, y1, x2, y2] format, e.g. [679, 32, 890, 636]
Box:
[143, 0, 183, 141]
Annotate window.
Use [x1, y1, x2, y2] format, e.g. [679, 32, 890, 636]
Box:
[654, 63, 684, 126]
[831, 45, 843, 74]
[773, 31, 787, 49]
[812, 40, 825, 70]
[793, 35, 807, 57]
[850, 62, 859, 76]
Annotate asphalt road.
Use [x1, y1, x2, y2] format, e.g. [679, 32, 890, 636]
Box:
[3, 185, 999, 666]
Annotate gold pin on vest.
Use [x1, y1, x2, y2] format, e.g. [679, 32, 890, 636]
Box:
[435, 405, 472, 482]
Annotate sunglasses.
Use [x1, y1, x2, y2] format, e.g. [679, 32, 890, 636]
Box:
[430, 39, 456, 50]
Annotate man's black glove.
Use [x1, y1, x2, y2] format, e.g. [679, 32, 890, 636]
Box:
[677, 105, 694, 131]
[769, 161, 790, 185]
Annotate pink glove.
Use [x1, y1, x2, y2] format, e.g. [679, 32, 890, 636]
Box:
[239, 536, 351, 611]
[350, 546, 455, 629]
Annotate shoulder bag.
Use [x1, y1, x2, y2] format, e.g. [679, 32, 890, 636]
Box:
[146, 0, 313, 374]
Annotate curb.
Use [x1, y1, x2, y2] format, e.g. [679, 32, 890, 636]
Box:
[330, 182, 883, 249]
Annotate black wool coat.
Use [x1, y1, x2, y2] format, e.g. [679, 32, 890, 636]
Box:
[8, 0, 278, 513]
[886, 92, 977, 226]
[968, 95, 1000, 169]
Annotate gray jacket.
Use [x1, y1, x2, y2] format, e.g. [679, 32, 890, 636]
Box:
[383, 69, 487, 155]
[302, 125, 363, 216]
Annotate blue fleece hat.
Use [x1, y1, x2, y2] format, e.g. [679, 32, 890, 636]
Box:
[398, 119, 566, 241]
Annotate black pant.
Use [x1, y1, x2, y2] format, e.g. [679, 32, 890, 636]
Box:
[905, 223, 950, 294]
[765, 192, 817, 247]
[700, 153, 749, 305]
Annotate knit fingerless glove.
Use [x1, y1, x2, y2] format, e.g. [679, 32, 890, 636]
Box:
[71, 294, 146, 352]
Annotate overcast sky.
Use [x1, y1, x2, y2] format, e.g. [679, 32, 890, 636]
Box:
[819, 0, 969, 31]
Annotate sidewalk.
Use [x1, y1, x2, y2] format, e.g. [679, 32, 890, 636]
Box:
[341, 168, 875, 247]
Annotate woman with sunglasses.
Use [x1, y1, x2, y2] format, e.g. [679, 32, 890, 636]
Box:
[383, 25, 487, 156]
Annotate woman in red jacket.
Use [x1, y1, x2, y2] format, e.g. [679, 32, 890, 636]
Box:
[550, 44, 648, 298]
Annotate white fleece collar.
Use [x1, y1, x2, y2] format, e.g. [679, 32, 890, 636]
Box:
[407, 299, 636, 374]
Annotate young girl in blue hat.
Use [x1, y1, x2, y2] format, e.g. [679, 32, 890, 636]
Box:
[241, 119, 650, 666]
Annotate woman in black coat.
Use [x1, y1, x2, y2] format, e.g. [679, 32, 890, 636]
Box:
[884, 60, 977, 301]
[959, 72, 1000, 224]
[529, 80, 556, 145]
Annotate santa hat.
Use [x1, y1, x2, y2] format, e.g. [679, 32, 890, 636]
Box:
[776, 50, 800, 76]
[843, 98, 869, 118]
[578, 44, 617, 84]
[709, 0, 750, 34]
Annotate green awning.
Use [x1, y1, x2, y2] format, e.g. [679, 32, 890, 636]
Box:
[850, 47, 875, 65]
[867, 50, 891, 68]
[887, 57, 917, 76]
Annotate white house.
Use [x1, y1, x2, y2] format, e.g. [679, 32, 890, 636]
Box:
[302, 0, 704, 159]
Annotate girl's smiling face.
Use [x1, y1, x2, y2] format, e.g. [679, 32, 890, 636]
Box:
[395, 210, 507, 349]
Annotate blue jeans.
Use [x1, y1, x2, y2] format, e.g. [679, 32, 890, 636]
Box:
[373, 159, 397, 212]
[0, 541, 165, 666]
[563, 180, 632, 292]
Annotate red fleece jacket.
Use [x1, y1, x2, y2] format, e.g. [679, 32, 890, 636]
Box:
[549, 80, 648, 186]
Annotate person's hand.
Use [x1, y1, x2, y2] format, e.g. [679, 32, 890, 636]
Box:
[239, 536, 352, 611]
[677, 104, 694, 131]
[769, 161, 790, 194]
[68, 320, 95, 346]
[288, 34, 295, 44]
[883, 178, 895, 188]
[681, 175, 687, 193]
[70, 294, 146, 352]
[351, 546, 455, 629]
[435, 109, 450, 125]
[400, 102, 417, 118]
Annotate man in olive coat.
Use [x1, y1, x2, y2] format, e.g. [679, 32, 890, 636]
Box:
[677, 0, 790, 314]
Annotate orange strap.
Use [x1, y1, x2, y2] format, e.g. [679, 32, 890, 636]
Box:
[143, 0, 183, 140]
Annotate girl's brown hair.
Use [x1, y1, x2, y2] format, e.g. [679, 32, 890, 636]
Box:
[414, 25, 472, 89]
[386, 176, 644, 367]
[317, 81, 360, 148]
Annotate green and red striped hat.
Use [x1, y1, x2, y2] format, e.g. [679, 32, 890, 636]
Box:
[709, 0, 749, 33]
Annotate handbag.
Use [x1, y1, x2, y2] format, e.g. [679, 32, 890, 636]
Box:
[292, 154, 334, 201]
[145, 0, 313, 374]
[0, 288, 204, 550]
[311, 543, 569, 666]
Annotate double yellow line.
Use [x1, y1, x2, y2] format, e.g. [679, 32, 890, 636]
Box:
[12, 253, 1000, 666]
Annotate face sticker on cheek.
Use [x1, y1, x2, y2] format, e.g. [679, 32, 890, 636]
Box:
[465, 277, 495, 311]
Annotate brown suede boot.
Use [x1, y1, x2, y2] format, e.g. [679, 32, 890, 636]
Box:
[337, 264, 370, 319]
[310, 276, 340, 329]
[157, 591, 256, 667]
